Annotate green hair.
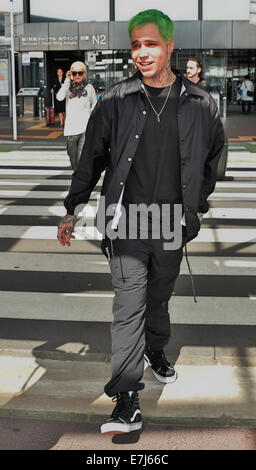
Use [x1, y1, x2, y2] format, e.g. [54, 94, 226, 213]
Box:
[128, 9, 174, 43]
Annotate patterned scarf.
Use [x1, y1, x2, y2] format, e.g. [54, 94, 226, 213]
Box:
[69, 79, 88, 99]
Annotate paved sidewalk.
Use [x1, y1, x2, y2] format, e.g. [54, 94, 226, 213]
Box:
[1, 416, 256, 450]
[0, 352, 256, 428]
[224, 114, 256, 141]
[1, 113, 256, 142]
[0, 116, 65, 142]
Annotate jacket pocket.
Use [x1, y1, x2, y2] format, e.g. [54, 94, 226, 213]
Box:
[101, 237, 113, 261]
[184, 211, 201, 243]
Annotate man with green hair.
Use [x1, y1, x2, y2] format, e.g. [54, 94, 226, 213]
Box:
[57, 9, 225, 435]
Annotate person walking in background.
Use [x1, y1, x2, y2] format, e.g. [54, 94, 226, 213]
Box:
[57, 9, 225, 435]
[240, 75, 254, 114]
[57, 61, 97, 171]
[186, 57, 210, 92]
[51, 68, 66, 127]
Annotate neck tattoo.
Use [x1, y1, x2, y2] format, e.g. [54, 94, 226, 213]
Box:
[143, 66, 176, 88]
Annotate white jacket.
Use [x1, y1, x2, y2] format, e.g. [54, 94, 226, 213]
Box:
[57, 78, 97, 136]
[241, 80, 254, 102]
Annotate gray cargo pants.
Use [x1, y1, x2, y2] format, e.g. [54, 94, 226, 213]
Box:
[66, 132, 85, 171]
[102, 237, 183, 397]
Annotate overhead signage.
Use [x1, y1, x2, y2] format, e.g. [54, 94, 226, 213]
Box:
[20, 35, 49, 51]
[79, 22, 109, 50]
[48, 35, 78, 50]
[17, 87, 41, 96]
[87, 52, 97, 66]
[17, 22, 109, 51]
[22, 52, 30, 65]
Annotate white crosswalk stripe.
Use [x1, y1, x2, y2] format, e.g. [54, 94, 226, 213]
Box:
[0, 179, 72, 186]
[0, 145, 255, 327]
[0, 190, 99, 199]
[1, 225, 256, 243]
[205, 208, 256, 219]
[0, 169, 73, 175]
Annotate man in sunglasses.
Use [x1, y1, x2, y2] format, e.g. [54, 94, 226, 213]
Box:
[57, 61, 97, 171]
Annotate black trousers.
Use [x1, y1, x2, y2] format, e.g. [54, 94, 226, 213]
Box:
[242, 100, 252, 114]
[66, 132, 85, 171]
[102, 237, 183, 397]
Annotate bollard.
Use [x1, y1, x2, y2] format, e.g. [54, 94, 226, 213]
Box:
[38, 96, 42, 119]
[41, 96, 45, 117]
[223, 96, 227, 119]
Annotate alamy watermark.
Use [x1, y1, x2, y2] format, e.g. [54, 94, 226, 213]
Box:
[74, 197, 184, 250]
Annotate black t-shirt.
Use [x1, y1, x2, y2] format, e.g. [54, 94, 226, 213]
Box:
[123, 76, 182, 211]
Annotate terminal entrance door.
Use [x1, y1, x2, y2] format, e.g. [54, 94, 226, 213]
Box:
[45, 51, 85, 106]
[226, 50, 256, 114]
[203, 50, 227, 116]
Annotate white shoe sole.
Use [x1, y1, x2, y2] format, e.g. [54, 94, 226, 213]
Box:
[152, 369, 177, 383]
[144, 354, 177, 384]
[101, 421, 142, 434]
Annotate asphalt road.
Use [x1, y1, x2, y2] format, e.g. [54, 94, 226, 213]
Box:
[0, 142, 256, 450]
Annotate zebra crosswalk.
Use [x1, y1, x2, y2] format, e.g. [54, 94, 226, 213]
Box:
[0, 144, 256, 326]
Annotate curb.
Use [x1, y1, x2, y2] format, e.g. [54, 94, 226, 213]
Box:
[0, 355, 256, 427]
[1, 348, 256, 367]
[1, 408, 256, 428]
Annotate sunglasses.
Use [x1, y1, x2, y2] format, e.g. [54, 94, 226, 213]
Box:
[72, 71, 84, 76]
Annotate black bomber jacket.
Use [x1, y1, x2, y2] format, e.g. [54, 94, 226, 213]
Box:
[64, 71, 225, 243]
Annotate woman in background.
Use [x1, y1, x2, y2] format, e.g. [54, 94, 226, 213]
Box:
[51, 68, 66, 127]
[57, 61, 97, 171]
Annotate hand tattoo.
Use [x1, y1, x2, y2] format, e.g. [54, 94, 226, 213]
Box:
[57, 214, 77, 245]
[58, 214, 77, 230]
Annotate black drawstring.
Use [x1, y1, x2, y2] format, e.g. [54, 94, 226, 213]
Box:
[184, 244, 197, 303]
[110, 238, 195, 293]
[119, 255, 126, 283]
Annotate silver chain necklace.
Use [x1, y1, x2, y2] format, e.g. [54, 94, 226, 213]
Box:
[142, 82, 173, 123]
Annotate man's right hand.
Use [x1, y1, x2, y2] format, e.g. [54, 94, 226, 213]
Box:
[57, 214, 77, 246]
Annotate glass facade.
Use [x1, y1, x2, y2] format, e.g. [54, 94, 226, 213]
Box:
[173, 48, 256, 112]
[0, 52, 9, 115]
[115, 0, 198, 21]
[30, 0, 109, 22]
[203, 0, 250, 20]
[21, 52, 44, 88]
[1, 0, 255, 116]
[0, 14, 5, 36]
[86, 50, 136, 94]
[8, 47, 256, 117]
[227, 49, 256, 107]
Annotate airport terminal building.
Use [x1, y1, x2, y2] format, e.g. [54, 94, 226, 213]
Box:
[1, 0, 256, 117]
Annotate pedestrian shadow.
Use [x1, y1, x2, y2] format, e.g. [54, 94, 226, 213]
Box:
[1, 319, 256, 448]
[1, 152, 256, 448]
[111, 429, 142, 445]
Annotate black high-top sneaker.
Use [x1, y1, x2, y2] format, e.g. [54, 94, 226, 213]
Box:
[144, 346, 177, 384]
[101, 391, 142, 434]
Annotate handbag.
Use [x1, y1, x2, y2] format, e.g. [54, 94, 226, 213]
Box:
[245, 82, 254, 97]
